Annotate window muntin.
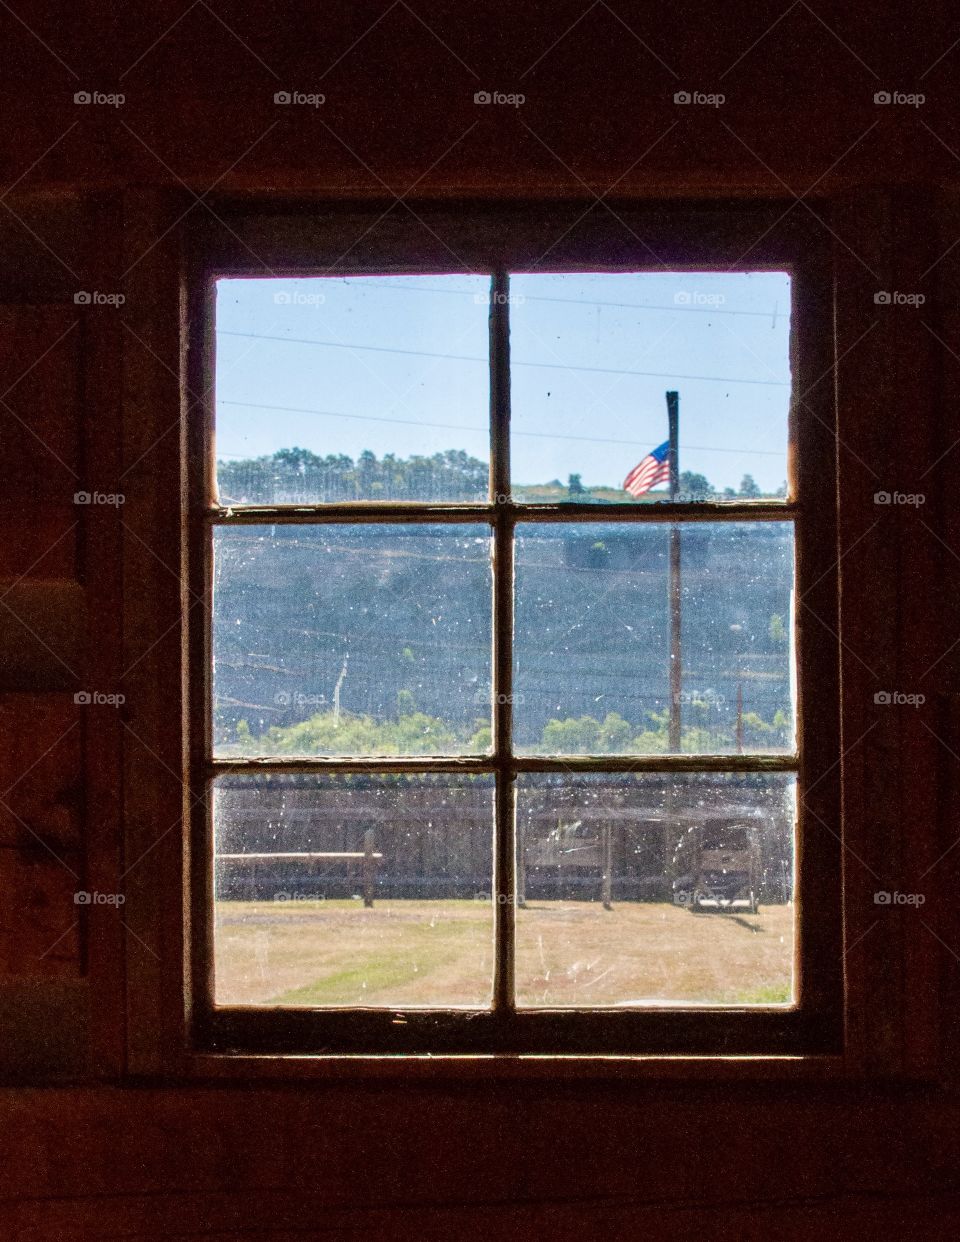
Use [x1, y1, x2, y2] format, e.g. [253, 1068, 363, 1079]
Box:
[193, 223, 839, 1057]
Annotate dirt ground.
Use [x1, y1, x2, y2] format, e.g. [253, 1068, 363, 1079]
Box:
[214, 898, 795, 1008]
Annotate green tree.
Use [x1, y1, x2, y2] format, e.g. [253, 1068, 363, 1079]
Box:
[633, 709, 671, 753]
[230, 701, 791, 761]
[244, 708, 457, 756]
[679, 470, 713, 500]
[467, 722, 492, 752]
[392, 711, 457, 752]
[567, 473, 585, 496]
[739, 473, 762, 498]
[541, 715, 601, 753]
[598, 712, 633, 751]
[217, 446, 489, 504]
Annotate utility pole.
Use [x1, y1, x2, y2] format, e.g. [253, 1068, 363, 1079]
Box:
[667, 391, 682, 753]
[665, 391, 682, 897]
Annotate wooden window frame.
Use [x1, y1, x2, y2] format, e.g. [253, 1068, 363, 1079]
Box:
[182, 201, 843, 1062]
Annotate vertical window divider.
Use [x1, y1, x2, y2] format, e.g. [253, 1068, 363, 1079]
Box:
[490, 268, 515, 1013]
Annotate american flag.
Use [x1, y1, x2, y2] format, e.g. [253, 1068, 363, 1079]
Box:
[623, 440, 671, 498]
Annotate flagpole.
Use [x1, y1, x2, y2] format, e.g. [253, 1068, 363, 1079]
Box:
[667, 391, 682, 753]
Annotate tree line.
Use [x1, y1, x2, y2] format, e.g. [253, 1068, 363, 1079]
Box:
[218, 447, 786, 504]
[229, 695, 792, 757]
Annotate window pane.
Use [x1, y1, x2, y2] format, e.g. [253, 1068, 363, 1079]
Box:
[513, 522, 794, 754]
[214, 275, 491, 504]
[515, 773, 796, 1007]
[508, 272, 790, 503]
[213, 525, 492, 756]
[213, 774, 495, 1008]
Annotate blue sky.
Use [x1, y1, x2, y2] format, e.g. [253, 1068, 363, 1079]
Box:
[215, 270, 791, 494]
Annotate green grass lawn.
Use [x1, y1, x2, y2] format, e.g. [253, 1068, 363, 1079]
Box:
[214, 899, 795, 1009]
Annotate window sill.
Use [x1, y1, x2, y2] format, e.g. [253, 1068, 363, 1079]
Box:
[180, 1051, 857, 1083]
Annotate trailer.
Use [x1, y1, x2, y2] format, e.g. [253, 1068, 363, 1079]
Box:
[672, 811, 765, 914]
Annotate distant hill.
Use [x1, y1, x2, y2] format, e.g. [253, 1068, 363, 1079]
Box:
[212, 450, 794, 755]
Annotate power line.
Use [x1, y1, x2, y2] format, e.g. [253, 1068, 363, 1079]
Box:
[217, 330, 789, 387]
[342, 279, 783, 321]
[216, 399, 786, 457]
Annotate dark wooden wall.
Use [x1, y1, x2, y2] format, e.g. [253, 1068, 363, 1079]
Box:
[2, 2, 960, 1235]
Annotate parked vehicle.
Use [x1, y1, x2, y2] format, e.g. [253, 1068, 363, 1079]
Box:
[673, 813, 764, 914]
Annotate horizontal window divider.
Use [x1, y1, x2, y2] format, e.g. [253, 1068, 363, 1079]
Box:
[206, 753, 797, 777]
[511, 753, 798, 773]
[515, 501, 795, 524]
[207, 505, 494, 525]
[205, 501, 796, 526]
[208, 756, 496, 776]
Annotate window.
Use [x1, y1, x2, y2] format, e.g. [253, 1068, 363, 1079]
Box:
[189, 206, 842, 1057]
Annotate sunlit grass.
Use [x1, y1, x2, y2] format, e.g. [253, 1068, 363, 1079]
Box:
[215, 899, 794, 1010]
